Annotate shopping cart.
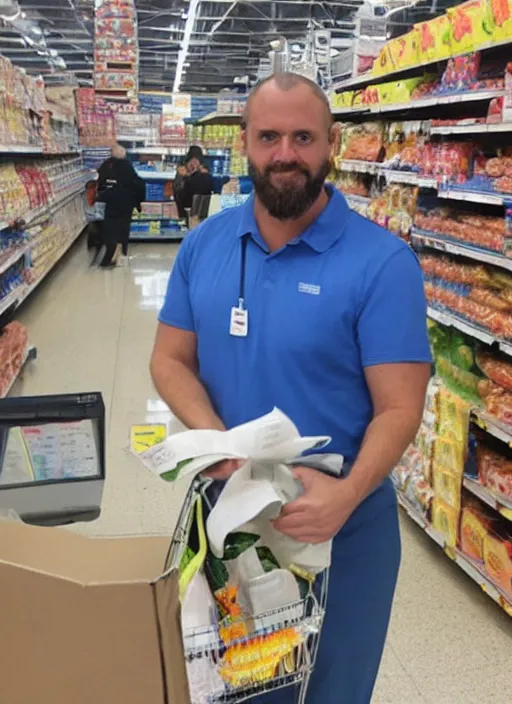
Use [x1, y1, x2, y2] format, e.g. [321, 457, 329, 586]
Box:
[167, 480, 329, 704]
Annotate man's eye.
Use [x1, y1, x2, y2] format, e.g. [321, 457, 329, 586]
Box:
[260, 132, 277, 142]
[296, 133, 312, 145]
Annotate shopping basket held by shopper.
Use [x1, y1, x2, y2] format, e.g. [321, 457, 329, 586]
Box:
[150, 72, 431, 704]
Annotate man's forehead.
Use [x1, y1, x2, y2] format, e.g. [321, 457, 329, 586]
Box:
[246, 81, 331, 128]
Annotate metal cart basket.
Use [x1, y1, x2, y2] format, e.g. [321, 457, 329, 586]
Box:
[167, 480, 330, 704]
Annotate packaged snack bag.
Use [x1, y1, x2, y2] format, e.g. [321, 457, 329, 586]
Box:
[387, 30, 420, 71]
[433, 463, 463, 509]
[432, 497, 460, 547]
[483, 529, 512, 595]
[460, 502, 498, 562]
[448, 0, 495, 54]
[488, 0, 512, 40]
[371, 45, 395, 77]
[415, 15, 453, 62]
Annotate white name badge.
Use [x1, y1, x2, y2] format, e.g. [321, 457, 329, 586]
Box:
[230, 306, 248, 337]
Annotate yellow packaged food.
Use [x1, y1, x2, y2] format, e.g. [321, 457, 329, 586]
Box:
[483, 531, 512, 596]
[460, 506, 496, 563]
[371, 45, 395, 77]
[415, 15, 453, 62]
[448, 0, 495, 54]
[432, 463, 462, 510]
[432, 497, 460, 547]
[433, 437, 465, 476]
[388, 29, 420, 71]
[488, 0, 512, 41]
[438, 387, 470, 446]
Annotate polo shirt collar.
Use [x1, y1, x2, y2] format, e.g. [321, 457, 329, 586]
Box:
[235, 184, 350, 253]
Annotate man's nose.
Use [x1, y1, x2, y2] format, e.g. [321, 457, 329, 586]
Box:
[273, 136, 296, 163]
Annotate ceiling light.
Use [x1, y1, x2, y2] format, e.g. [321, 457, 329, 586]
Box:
[181, 12, 188, 19]
[173, 0, 199, 92]
[21, 11, 26, 18]
[49, 48, 57, 57]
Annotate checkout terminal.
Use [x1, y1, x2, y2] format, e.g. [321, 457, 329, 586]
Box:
[0, 392, 105, 525]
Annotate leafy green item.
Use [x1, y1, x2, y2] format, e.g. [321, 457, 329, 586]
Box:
[452, 343, 474, 372]
[222, 532, 260, 561]
[160, 458, 194, 482]
[205, 550, 229, 593]
[256, 546, 280, 573]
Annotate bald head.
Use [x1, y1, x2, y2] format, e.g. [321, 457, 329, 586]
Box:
[111, 143, 126, 159]
[243, 72, 332, 130]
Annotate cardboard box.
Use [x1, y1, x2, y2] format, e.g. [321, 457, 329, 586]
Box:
[0, 519, 191, 704]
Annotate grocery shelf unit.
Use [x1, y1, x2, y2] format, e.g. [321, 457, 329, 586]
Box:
[0, 150, 89, 393]
[131, 169, 185, 243]
[332, 32, 512, 615]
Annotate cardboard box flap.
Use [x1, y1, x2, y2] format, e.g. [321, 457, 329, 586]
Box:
[0, 520, 171, 584]
[155, 571, 191, 704]
[0, 561, 166, 704]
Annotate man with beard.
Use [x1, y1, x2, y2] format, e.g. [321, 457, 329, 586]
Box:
[151, 73, 430, 703]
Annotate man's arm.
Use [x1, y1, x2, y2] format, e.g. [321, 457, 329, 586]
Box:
[273, 362, 430, 544]
[343, 361, 430, 504]
[150, 322, 225, 431]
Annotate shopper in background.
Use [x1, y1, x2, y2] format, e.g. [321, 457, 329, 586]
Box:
[96, 144, 145, 268]
[151, 73, 431, 704]
[175, 146, 214, 221]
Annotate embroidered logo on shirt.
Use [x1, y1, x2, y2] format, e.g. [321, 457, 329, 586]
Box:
[298, 282, 321, 295]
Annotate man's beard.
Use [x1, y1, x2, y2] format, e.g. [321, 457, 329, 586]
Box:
[248, 158, 331, 220]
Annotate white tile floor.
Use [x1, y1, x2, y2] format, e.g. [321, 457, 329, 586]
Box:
[12, 238, 512, 703]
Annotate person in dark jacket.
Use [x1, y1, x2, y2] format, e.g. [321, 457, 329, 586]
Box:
[179, 156, 215, 220]
[175, 146, 214, 221]
[96, 144, 145, 268]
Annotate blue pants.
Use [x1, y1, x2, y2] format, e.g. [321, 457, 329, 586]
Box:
[250, 480, 401, 704]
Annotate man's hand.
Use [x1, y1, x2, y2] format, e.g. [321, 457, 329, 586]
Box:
[272, 467, 359, 544]
[203, 459, 245, 480]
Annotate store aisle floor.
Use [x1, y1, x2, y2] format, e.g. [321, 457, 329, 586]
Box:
[12, 238, 512, 704]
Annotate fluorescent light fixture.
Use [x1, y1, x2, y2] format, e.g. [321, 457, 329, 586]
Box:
[173, 0, 199, 92]
[49, 48, 57, 57]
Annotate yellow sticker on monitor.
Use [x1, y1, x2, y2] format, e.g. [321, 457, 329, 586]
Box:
[130, 424, 167, 454]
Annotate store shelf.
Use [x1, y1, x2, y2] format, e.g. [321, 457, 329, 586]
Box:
[197, 112, 243, 124]
[0, 145, 43, 155]
[129, 234, 184, 241]
[0, 286, 24, 317]
[472, 410, 512, 448]
[337, 159, 380, 175]
[0, 245, 30, 277]
[1, 345, 37, 399]
[397, 491, 512, 615]
[0, 177, 88, 232]
[333, 37, 512, 92]
[430, 121, 512, 135]
[411, 230, 512, 272]
[136, 170, 176, 180]
[20, 224, 86, 304]
[462, 476, 512, 521]
[381, 170, 437, 188]
[427, 306, 498, 347]
[332, 90, 504, 118]
[345, 194, 371, 208]
[438, 188, 506, 206]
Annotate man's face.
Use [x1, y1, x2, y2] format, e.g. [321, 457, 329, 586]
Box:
[187, 158, 200, 174]
[242, 83, 333, 220]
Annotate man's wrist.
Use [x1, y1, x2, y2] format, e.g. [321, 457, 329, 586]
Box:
[339, 469, 367, 509]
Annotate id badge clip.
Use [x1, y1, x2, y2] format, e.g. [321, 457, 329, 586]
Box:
[230, 298, 248, 337]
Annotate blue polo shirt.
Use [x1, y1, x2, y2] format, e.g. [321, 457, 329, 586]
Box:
[159, 187, 431, 463]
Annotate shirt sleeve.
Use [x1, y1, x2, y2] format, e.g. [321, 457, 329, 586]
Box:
[357, 245, 431, 367]
[158, 236, 195, 332]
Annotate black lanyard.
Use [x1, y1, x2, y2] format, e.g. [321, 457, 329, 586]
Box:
[239, 234, 250, 308]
